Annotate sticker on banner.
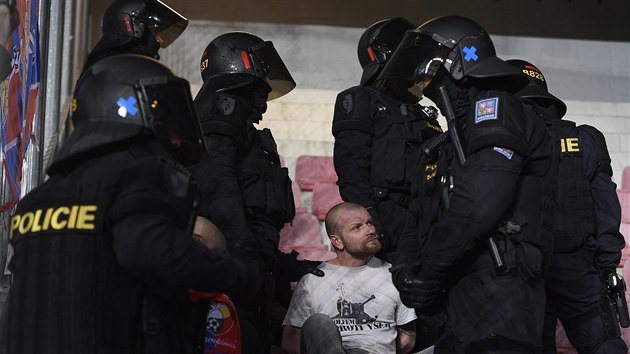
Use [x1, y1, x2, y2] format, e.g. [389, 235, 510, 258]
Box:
[493, 146, 514, 160]
[475, 97, 499, 123]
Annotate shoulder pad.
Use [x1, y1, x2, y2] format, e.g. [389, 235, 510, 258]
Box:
[578, 124, 613, 177]
[194, 91, 248, 146]
[465, 91, 529, 155]
[332, 86, 374, 136]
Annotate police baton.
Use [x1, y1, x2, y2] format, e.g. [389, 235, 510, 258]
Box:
[437, 85, 506, 272]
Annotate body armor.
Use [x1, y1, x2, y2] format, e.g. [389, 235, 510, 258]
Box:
[551, 120, 597, 252]
[4, 151, 196, 354]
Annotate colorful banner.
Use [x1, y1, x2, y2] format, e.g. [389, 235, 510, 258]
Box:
[0, 0, 40, 211]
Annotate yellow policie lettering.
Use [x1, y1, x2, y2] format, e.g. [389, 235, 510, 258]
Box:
[560, 137, 580, 153]
[9, 205, 98, 239]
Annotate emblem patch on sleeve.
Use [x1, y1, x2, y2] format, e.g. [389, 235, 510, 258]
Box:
[343, 94, 353, 113]
[475, 97, 499, 123]
[493, 146, 514, 160]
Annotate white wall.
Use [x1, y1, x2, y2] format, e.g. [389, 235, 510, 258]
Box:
[162, 21, 630, 181]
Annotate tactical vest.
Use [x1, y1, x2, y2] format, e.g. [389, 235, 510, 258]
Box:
[369, 91, 442, 194]
[238, 127, 295, 230]
[549, 120, 596, 252]
[4, 152, 196, 354]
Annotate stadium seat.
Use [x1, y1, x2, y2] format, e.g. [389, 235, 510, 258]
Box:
[618, 189, 630, 223]
[622, 167, 630, 190]
[620, 222, 630, 264]
[311, 181, 344, 221]
[555, 322, 578, 353]
[278, 211, 323, 253]
[292, 180, 307, 213]
[294, 155, 337, 191]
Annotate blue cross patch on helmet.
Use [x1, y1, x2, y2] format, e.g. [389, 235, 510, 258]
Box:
[117, 96, 139, 118]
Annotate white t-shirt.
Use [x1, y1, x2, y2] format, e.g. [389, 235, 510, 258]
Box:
[283, 257, 416, 354]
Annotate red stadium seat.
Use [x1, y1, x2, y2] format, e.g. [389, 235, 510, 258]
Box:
[292, 180, 306, 213]
[294, 155, 337, 191]
[622, 167, 630, 190]
[278, 211, 323, 253]
[311, 181, 344, 221]
[618, 189, 630, 223]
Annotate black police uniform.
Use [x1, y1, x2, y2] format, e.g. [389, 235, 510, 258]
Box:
[404, 88, 555, 353]
[332, 84, 442, 262]
[541, 120, 627, 353]
[507, 58, 628, 354]
[194, 89, 294, 354]
[0, 55, 259, 354]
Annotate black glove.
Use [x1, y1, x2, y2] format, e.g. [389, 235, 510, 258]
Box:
[391, 263, 445, 314]
[229, 237, 267, 303]
[274, 250, 324, 283]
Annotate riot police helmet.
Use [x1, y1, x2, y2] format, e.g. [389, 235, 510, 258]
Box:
[90, 0, 187, 57]
[357, 17, 415, 86]
[378, 15, 528, 100]
[507, 59, 567, 119]
[49, 54, 205, 173]
[197, 31, 296, 101]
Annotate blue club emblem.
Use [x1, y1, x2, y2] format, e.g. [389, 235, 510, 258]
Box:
[463, 46, 478, 62]
[117, 96, 139, 118]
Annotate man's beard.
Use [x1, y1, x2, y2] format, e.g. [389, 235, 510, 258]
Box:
[345, 237, 382, 260]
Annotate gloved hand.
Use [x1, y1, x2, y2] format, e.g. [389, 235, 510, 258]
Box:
[391, 263, 445, 314]
[274, 250, 324, 283]
[229, 237, 267, 303]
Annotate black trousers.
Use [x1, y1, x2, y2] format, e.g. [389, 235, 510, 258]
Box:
[542, 249, 627, 354]
[435, 268, 546, 354]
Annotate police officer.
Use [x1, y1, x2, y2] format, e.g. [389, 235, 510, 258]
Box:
[332, 17, 443, 264]
[83, 0, 188, 71]
[193, 32, 322, 353]
[380, 16, 556, 352]
[0, 54, 263, 354]
[508, 59, 628, 354]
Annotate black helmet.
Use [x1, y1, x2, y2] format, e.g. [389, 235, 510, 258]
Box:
[49, 54, 204, 173]
[507, 59, 567, 118]
[91, 0, 187, 54]
[378, 15, 527, 95]
[197, 32, 296, 101]
[357, 17, 415, 86]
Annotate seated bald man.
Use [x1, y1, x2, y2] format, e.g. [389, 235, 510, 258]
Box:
[281, 202, 416, 354]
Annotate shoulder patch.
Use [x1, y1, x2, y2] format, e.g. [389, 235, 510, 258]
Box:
[475, 97, 499, 123]
[493, 146, 514, 160]
[342, 94, 353, 113]
[218, 96, 236, 116]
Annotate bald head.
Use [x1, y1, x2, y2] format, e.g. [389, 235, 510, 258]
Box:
[325, 202, 365, 237]
[193, 216, 226, 250]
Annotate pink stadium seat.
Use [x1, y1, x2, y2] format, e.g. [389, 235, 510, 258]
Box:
[311, 181, 344, 221]
[622, 167, 630, 190]
[294, 155, 337, 191]
[292, 180, 306, 213]
[278, 211, 322, 253]
[618, 189, 630, 223]
[620, 223, 630, 264]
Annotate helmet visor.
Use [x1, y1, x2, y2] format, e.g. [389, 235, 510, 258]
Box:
[378, 30, 452, 89]
[144, 0, 188, 48]
[249, 41, 296, 100]
[137, 77, 205, 166]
